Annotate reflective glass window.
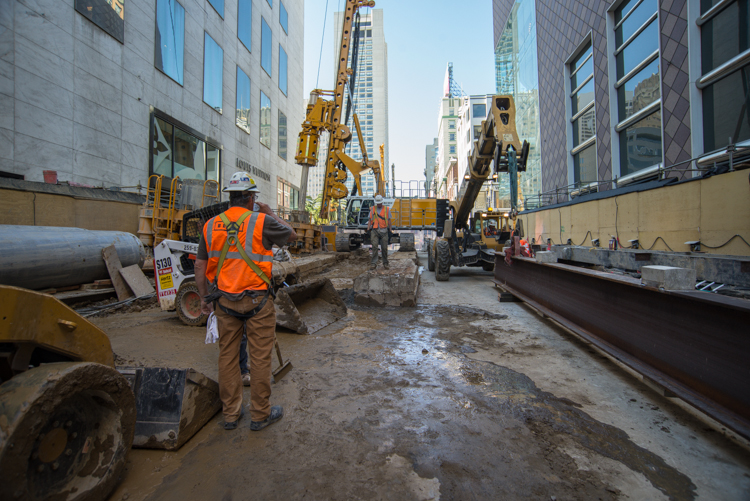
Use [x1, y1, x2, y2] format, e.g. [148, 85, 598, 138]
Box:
[571, 57, 593, 90]
[702, 64, 750, 150]
[75, 0, 124, 43]
[260, 91, 271, 148]
[153, 117, 173, 177]
[572, 78, 594, 116]
[574, 145, 597, 184]
[207, 0, 223, 18]
[616, 0, 657, 45]
[700, 1, 750, 74]
[236, 67, 251, 133]
[280, 1, 288, 34]
[279, 45, 288, 95]
[278, 111, 287, 160]
[620, 110, 663, 175]
[617, 58, 660, 121]
[266, 0, 272, 6]
[261, 17, 272, 76]
[572, 108, 596, 146]
[472, 103, 486, 118]
[174, 128, 207, 180]
[154, 0, 184, 85]
[203, 33, 223, 113]
[238, 0, 252, 52]
[616, 20, 659, 79]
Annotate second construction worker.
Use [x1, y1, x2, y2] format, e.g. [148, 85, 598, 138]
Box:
[194, 172, 297, 431]
[367, 194, 391, 270]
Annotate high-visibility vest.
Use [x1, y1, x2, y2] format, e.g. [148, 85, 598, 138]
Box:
[369, 205, 389, 229]
[203, 206, 273, 293]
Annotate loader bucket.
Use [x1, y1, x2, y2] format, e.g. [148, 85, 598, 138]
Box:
[275, 278, 348, 334]
[118, 367, 221, 450]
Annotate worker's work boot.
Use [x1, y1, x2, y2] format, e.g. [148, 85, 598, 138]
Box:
[223, 406, 245, 430]
[369, 264, 376, 270]
[250, 405, 284, 431]
[242, 373, 251, 386]
[383, 263, 390, 270]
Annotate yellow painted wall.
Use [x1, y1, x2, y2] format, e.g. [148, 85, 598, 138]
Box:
[518, 169, 750, 256]
[0, 188, 140, 234]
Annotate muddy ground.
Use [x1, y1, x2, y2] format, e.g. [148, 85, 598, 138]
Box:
[94, 251, 750, 500]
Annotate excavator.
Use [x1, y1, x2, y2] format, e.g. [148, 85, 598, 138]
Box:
[296, 0, 448, 253]
[427, 95, 529, 281]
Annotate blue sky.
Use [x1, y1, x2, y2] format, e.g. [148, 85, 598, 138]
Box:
[303, 0, 496, 183]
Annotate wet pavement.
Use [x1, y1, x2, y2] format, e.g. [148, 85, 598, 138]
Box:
[101, 252, 750, 500]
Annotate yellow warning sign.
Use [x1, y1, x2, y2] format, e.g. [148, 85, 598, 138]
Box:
[159, 273, 174, 290]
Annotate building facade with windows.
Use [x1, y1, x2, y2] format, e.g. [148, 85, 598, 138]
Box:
[492, 0, 744, 204]
[435, 97, 461, 200]
[333, 8, 389, 197]
[424, 138, 438, 195]
[1, 0, 304, 211]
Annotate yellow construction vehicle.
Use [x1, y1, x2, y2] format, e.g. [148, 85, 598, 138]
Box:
[296, 0, 448, 252]
[0, 286, 221, 500]
[427, 95, 529, 280]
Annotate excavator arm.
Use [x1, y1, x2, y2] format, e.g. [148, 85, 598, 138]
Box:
[453, 95, 529, 231]
[295, 0, 379, 220]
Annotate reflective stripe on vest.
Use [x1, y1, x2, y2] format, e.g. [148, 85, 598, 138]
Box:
[370, 205, 389, 229]
[203, 207, 273, 293]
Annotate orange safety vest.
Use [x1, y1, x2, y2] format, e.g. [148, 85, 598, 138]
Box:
[203, 206, 273, 293]
[369, 205, 390, 229]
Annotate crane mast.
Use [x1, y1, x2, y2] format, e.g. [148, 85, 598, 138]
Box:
[295, 0, 382, 219]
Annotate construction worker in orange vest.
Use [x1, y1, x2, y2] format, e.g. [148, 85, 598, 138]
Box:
[367, 194, 391, 270]
[194, 172, 297, 431]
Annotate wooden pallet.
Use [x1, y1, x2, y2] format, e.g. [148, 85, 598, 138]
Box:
[287, 222, 323, 254]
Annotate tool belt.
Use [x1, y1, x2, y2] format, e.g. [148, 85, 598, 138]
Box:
[216, 288, 272, 320]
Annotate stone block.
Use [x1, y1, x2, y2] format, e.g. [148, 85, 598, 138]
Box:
[641, 265, 696, 290]
[535, 251, 557, 264]
[353, 257, 419, 307]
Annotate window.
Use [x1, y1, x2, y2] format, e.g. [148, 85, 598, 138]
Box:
[207, 0, 223, 17]
[236, 67, 251, 133]
[279, 45, 288, 95]
[266, 0, 272, 6]
[151, 113, 220, 181]
[569, 40, 596, 184]
[261, 17, 272, 76]
[700, 0, 750, 151]
[613, 0, 662, 176]
[278, 111, 287, 160]
[472, 103, 486, 118]
[238, 0, 251, 52]
[154, 0, 184, 85]
[260, 91, 271, 148]
[449, 133, 455, 141]
[277, 179, 299, 210]
[473, 125, 482, 139]
[449, 145, 456, 154]
[279, 0, 288, 34]
[75, 0, 124, 43]
[203, 33, 223, 113]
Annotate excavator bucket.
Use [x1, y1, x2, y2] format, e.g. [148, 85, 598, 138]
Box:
[275, 278, 348, 335]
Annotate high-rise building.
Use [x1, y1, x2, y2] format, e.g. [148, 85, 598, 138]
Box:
[424, 138, 438, 195]
[492, 0, 743, 205]
[333, 8, 389, 197]
[1, 0, 304, 211]
[456, 95, 497, 208]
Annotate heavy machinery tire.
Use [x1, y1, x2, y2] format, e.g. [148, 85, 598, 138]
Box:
[399, 232, 415, 252]
[0, 362, 135, 501]
[176, 280, 207, 326]
[482, 261, 495, 272]
[426, 239, 435, 272]
[435, 239, 451, 281]
[335, 233, 352, 253]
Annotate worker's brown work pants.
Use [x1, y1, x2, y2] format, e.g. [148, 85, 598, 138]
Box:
[370, 229, 389, 266]
[215, 295, 276, 423]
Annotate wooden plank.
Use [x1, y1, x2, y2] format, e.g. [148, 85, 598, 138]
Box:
[102, 245, 133, 301]
[119, 264, 156, 297]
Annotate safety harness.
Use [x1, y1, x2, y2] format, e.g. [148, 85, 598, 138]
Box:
[209, 211, 275, 320]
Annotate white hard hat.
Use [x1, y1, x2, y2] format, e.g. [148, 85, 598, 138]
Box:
[374, 195, 384, 204]
[223, 171, 260, 192]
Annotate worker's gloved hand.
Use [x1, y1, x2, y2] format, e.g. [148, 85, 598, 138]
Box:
[201, 299, 214, 315]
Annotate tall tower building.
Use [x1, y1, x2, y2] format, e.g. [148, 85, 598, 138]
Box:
[333, 8, 389, 197]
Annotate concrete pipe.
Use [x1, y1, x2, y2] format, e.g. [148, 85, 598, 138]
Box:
[0, 225, 145, 290]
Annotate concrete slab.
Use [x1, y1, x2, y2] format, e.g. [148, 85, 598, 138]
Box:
[535, 251, 557, 264]
[353, 252, 419, 307]
[641, 265, 696, 290]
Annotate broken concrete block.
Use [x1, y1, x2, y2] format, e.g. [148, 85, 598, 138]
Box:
[641, 265, 696, 290]
[535, 251, 557, 264]
[353, 258, 419, 307]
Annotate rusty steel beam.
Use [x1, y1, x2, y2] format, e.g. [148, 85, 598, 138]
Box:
[494, 256, 750, 440]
